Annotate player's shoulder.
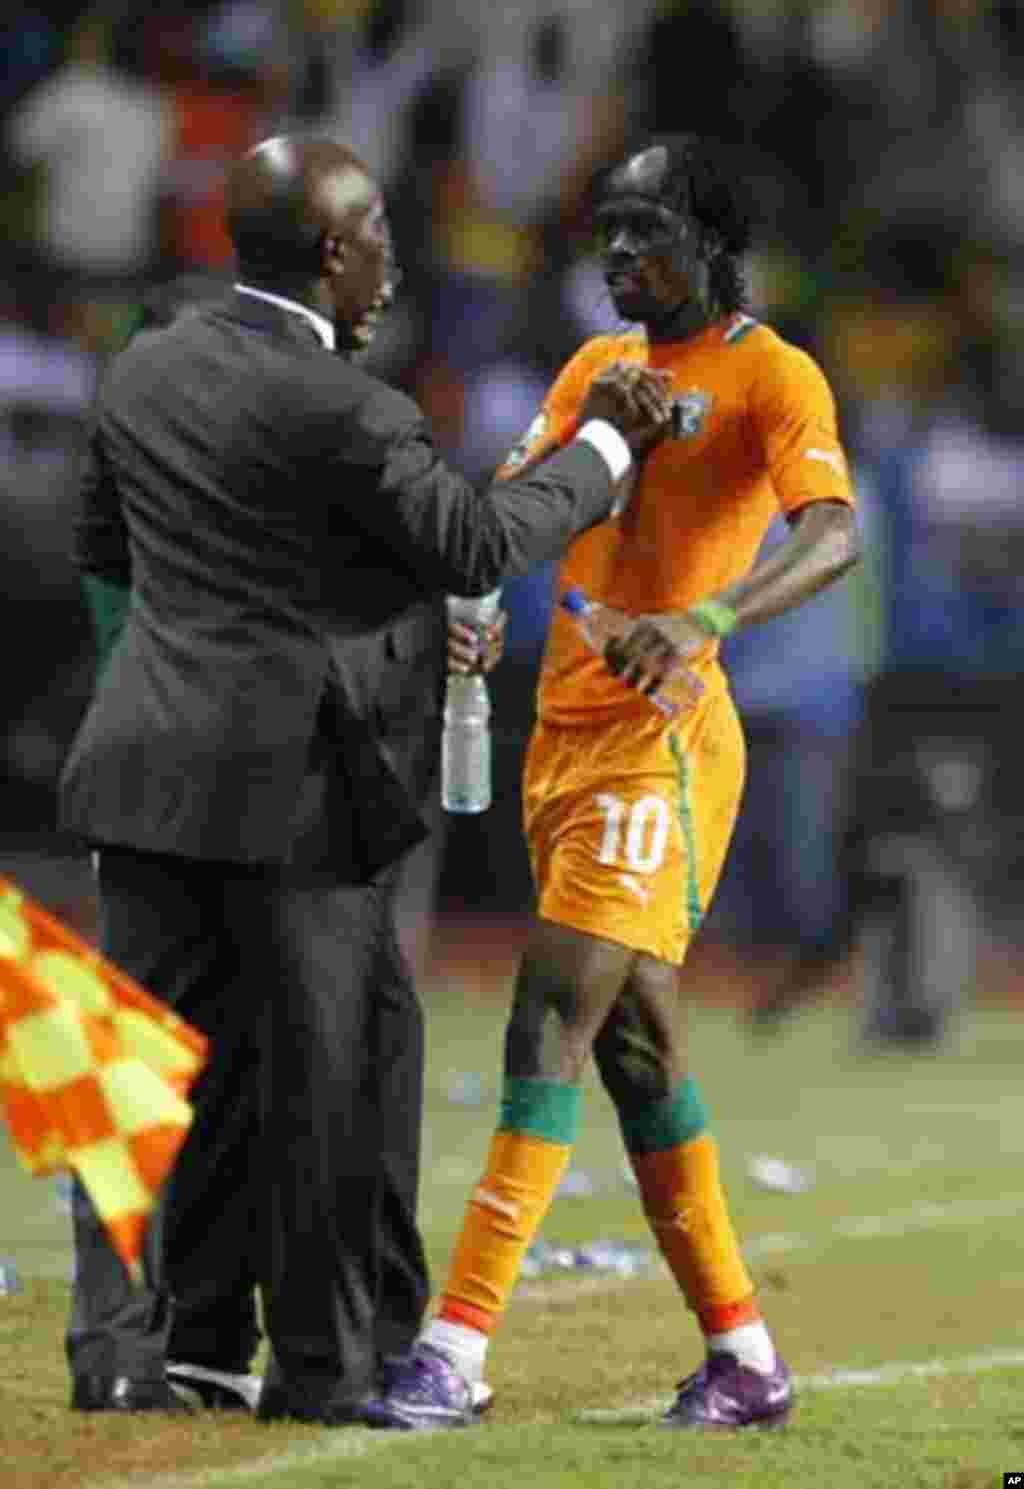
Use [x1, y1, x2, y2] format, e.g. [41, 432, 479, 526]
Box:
[584, 330, 648, 357]
[572, 331, 649, 372]
[721, 315, 832, 395]
[717, 313, 792, 365]
[743, 317, 819, 369]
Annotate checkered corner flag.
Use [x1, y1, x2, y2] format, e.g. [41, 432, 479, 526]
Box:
[0, 877, 207, 1282]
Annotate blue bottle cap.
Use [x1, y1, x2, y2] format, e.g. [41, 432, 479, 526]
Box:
[560, 587, 589, 615]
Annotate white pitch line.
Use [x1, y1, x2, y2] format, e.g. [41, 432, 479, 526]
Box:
[744, 1192, 1024, 1262]
[578, 1346, 1024, 1423]
[85, 1195, 1024, 1485]
[96, 1429, 389, 1489]
[797, 1347, 1024, 1390]
[90, 1346, 1024, 1486]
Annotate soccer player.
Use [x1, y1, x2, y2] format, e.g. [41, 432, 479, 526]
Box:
[370, 134, 860, 1432]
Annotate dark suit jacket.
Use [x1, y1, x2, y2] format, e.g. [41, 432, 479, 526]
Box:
[60, 290, 616, 880]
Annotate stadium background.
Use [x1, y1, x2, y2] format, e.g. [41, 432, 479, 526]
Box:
[1, 0, 1023, 1039]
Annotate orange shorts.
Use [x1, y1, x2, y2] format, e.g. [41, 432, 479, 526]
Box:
[523, 688, 746, 965]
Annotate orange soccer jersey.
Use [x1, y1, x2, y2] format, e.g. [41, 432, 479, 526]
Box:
[502, 313, 856, 727]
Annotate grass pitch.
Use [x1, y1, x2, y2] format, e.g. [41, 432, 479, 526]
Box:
[2, 960, 1023, 1489]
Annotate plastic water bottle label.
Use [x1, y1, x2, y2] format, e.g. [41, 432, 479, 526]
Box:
[441, 723, 491, 813]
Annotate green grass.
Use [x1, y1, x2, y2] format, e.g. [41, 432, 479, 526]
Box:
[2, 980, 1024, 1488]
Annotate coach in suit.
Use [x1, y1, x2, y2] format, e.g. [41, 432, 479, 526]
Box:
[59, 134, 673, 1423]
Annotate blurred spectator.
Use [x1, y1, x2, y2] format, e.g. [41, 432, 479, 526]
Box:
[324, 0, 444, 190]
[411, 9, 627, 373]
[623, 0, 842, 259]
[142, 7, 292, 273]
[0, 299, 95, 448]
[709, 513, 868, 1030]
[5, 12, 171, 289]
[842, 390, 1024, 1040]
[0, 5, 63, 115]
[817, 215, 1024, 1043]
[0, 298, 97, 828]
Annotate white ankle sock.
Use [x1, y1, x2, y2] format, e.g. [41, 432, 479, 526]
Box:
[421, 1318, 489, 1384]
[705, 1320, 776, 1374]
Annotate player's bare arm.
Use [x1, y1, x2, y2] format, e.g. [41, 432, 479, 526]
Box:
[607, 500, 860, 695]
[713, 498, 860, 626]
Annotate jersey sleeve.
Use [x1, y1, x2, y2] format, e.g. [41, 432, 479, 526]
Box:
[749, 338, 855, 515]
[495, 340, 612, 479]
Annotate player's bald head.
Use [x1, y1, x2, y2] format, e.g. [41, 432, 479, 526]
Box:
[225, 135, 377, 282]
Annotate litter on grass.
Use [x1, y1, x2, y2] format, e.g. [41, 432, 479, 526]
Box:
[520, 1238, 656, 1280]
[556, 1166, 597, 1198]
[0, 1257, 23, 1295]
[747, 1154, 815, 1194]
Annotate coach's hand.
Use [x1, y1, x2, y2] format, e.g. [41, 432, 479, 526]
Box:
[579, 362, 674, 453]
[448, 610, 507, 674]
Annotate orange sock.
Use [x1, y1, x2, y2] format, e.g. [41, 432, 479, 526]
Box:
[438, 1128, 573, 1334]
[630, 1132, 759, 1333]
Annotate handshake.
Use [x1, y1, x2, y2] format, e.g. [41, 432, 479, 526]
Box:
[578, 361, 676, 456]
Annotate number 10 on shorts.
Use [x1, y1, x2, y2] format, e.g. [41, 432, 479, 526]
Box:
[594, 793, 670, 873]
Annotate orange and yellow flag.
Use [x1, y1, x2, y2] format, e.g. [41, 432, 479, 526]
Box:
[0, 877, 207, 1279]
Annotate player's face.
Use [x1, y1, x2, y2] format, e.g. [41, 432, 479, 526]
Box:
[595, 197, 698, 321]
[594, 149, 705, 326]
[319, 166, 398, 348]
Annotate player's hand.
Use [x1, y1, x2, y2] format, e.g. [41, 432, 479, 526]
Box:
[579, 362, 674, 454]
[448, 610, 507, 674]
[604, 613, 708, 696]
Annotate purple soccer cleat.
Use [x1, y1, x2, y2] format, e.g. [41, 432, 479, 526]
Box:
[365, 1342, 475, 1431]
[661, 1351, 794, 1430]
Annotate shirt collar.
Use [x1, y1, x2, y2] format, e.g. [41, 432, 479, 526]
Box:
[234, 284, 335, 351]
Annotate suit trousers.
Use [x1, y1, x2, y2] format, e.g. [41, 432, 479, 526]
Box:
[66, 845, 429, 1399]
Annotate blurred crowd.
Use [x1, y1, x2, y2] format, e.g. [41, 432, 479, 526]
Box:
[2, 0, 1023, 1040]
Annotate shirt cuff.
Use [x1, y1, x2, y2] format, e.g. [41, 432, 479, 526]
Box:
[574, 420, 633, 483]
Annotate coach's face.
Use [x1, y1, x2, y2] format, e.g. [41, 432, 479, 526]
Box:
[317, 164, 397, 349]
[595, 147, 705, 326]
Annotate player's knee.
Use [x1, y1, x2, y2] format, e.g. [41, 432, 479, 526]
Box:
[595, 1039, 677, 1110]
[505, 1002, 598, 1082]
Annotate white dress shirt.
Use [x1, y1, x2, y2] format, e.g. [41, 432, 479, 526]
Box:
[234, 284, 335, 351]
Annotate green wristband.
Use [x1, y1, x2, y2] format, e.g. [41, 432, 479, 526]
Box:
[688, 598, 738, 638]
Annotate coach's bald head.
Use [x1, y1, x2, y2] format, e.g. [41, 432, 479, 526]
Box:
[226, 135, 397, 350]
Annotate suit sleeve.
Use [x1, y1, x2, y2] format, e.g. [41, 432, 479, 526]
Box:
[326, 382, 617, 597]
[495, 343, 605, 478]
[73, 425, 133, 676]
[74, 426, 132, 583]
[73, 424, 132, 675]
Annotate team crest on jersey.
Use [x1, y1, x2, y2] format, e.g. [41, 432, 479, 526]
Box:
[670, 389, 713, 439]
[504, 411, 548, 470]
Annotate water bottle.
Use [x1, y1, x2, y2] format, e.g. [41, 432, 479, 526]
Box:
[559, 587, 703, 721]
[441, 589, 501, 813]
